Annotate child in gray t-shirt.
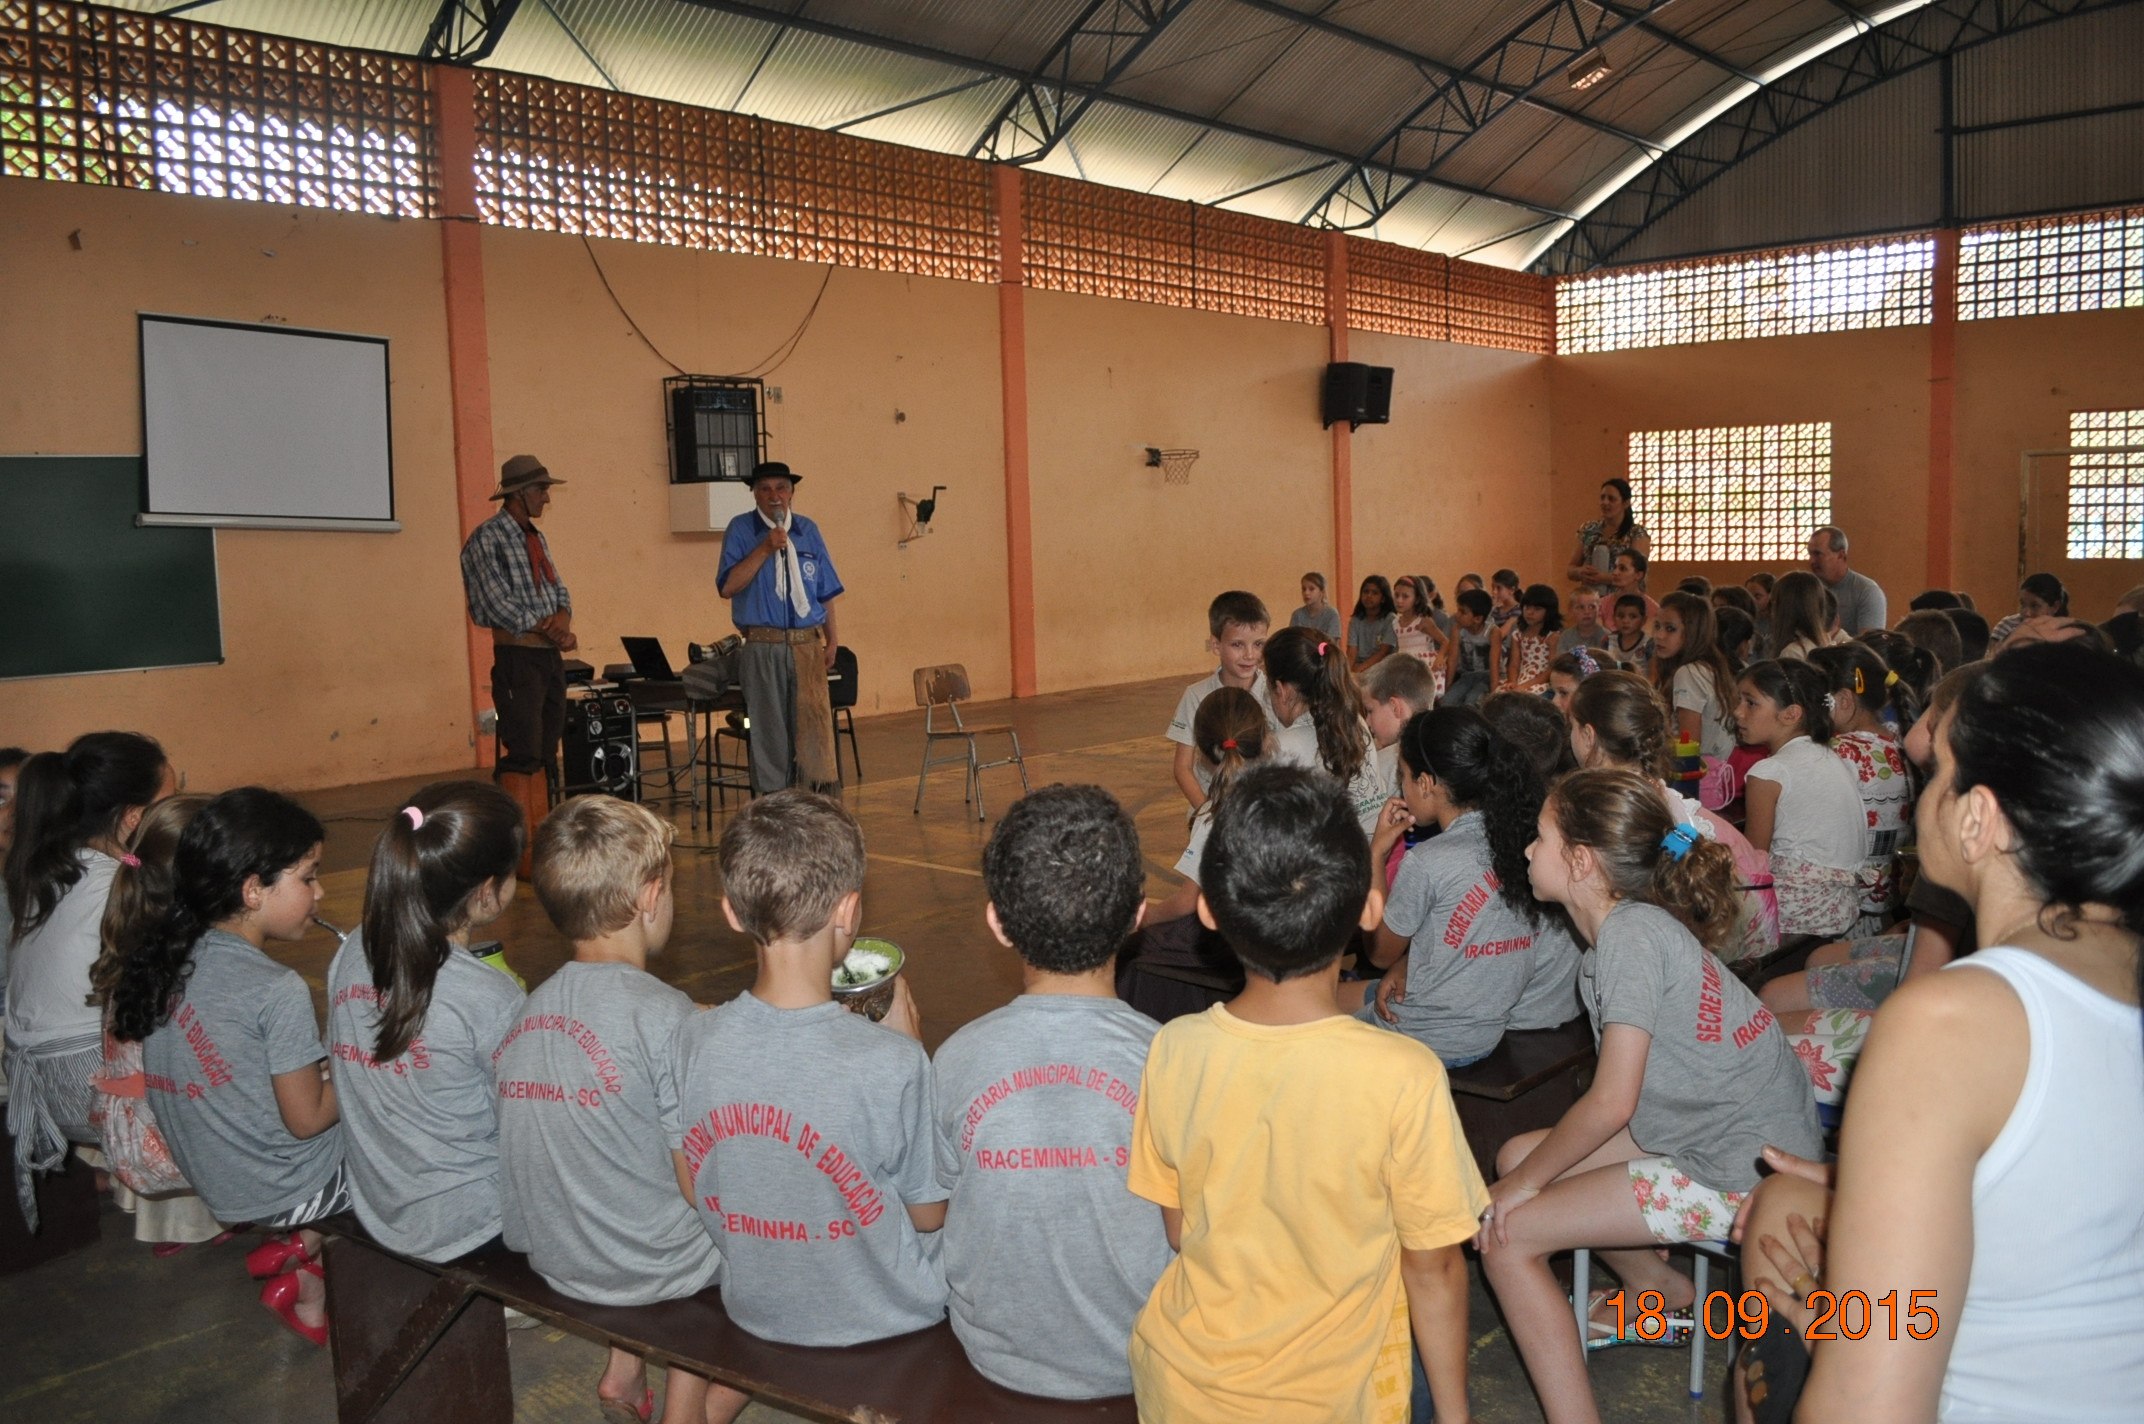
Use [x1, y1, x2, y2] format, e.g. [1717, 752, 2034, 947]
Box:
[1478, 770, 1820, 1415]
[675, 791, 947, 1348]
[934, 786, 1169, 1399]
[329, 783, 525, 1264]
[497, 796, 743, 1424]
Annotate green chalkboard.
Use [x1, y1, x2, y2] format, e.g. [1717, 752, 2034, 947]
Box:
[0, 456, 221, 680]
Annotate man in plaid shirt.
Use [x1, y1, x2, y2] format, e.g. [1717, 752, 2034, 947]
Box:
[461, 455, 575, 852]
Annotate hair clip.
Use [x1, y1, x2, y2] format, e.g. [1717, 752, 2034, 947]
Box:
[119, 852, 141, 868]
[1852, 668, 1866, 696]
[1573, 648, 1600, 678]
[1317, 641, 1330, 658]
[1885, 669, 1900, 687]
[403, 806, 425, 830]
[1660, 823, 1700, 861]
[1220, 738, 1238, 751]
[1822, 692, 1837, 712]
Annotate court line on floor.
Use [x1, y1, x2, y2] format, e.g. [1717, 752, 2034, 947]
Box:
[865, 851, 985, 879]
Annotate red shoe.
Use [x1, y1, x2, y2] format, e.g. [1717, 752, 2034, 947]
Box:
[246, 1234, 309, 1278]
[261, 1262, 327, 1347]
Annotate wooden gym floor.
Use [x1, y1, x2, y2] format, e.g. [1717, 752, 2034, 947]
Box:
[0, 675, 1729, 1423]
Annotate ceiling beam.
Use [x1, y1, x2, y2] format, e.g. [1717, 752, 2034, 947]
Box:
[677, 0, 1574, 219]
[971, 0, 1201, 164]
[421, 0, 525, 65]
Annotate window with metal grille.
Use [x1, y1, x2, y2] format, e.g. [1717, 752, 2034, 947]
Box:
[1557, 240, 1933, 355]
[1959, 210, 2144, 321]
[2068, 410, 2144, 560]
[1, 0, 434, 217]
[1627, 423, 1833, 562]
[471, 73, 995, 283]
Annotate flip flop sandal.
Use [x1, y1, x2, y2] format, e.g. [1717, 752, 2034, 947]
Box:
[1742, 1315, 1811, 1424]
[597, 1385, 655, 1424]
[1582, 1290, 1695, 1352]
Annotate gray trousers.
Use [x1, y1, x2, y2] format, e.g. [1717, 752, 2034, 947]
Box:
[740, 640, 799, 795]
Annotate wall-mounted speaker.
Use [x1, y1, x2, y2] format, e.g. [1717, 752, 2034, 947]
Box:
[1322, 362, 1394, 429]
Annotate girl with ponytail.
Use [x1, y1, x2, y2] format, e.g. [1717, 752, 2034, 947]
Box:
[1734, 659, 1867, 937]
[4, 730, 171, 1224]
[1349, 709, 1580, 1061]
[130, 787, 342, 1346]
[1477, 768, 1819, 1417]
[327, 781, 525, 1264]
[1807, 643, 1917, 932]
[1263, 625, 1385, 832]
[85, 794, 229, 1253]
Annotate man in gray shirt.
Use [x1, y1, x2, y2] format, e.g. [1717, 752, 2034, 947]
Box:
[1808, 525, 1888, 634]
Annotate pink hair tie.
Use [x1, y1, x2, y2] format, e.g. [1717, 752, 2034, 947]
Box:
[1317, 641, 1329, 657]
[119, 853, 141, 868]
[402, 806, 425, 830]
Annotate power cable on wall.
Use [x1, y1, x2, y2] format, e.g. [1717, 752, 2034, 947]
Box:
[580, 234, 836, 380]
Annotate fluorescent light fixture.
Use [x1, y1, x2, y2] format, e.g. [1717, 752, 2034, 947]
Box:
[1568, 49, 1613, 90]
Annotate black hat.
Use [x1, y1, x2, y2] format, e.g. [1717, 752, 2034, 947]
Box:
[750, 461, 800, 487]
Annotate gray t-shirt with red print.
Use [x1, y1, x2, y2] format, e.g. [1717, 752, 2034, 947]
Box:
[1581, 901, 1820, 1191]
[672, 993, 947, 1346]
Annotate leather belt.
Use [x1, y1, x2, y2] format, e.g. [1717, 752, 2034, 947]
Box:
[742, 627, 824, 645]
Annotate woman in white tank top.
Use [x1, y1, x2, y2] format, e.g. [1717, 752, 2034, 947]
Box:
[1798, 643, 2144, 1422]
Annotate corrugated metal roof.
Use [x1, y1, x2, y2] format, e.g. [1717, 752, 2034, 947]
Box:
[84, 0, 2136, 268]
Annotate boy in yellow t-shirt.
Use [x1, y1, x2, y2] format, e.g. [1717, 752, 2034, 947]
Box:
[1128, 764, 1490, 1424]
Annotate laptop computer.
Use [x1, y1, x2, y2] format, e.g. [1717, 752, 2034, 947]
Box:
[620, 636, 681, 683]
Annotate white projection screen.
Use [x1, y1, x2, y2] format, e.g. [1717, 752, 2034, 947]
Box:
[139, 314, 398, 531]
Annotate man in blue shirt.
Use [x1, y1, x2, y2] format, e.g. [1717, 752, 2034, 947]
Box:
[717, 462, 844, 794]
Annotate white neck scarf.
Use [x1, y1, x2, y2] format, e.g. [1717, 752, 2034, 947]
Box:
[759, 506, 811, 619]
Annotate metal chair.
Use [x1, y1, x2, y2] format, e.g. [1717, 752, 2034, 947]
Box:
[911, 663, 1029, 821]
[1572, 1239, 1739, 1398]
[711, 711, 754, 808]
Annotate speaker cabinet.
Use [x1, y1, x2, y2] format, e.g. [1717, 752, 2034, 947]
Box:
[561, 692, 637, 800]
[1322, 362, 1394, 429]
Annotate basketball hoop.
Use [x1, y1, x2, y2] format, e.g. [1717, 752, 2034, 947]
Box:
[1145, 447, 1200, 486]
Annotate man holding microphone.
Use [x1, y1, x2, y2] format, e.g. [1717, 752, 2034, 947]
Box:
[718, 461, 843, 795]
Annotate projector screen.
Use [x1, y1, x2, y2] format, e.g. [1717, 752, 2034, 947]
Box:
[139, 314, 398, 531]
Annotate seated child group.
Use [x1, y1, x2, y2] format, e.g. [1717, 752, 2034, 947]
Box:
[9, 545, 2136, 1424]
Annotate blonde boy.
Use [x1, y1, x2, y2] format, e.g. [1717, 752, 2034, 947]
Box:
[672, 792, 947, 1346]
[1129, 765, 1487, 1423]
[1167, 590, 1280, 811]
[1557, 589, 1611, 653]
[497, 796, 746, 1424]
[1362, 654, 1438, 799]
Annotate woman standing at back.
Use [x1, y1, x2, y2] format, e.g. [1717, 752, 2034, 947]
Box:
[4, 731, 172, 1218]
[1800, 642, 2144, 1421]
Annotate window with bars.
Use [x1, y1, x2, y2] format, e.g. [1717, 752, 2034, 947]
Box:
[0, 0, 434, 217]
[2068, 410, 2144, 560]
[1627, 423, 1833, 562]
[1557, 240, 1933, 354]
[1959, 210, 2144, 321]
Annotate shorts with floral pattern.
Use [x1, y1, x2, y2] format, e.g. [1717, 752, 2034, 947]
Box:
[1628, 1156, 1747, 1244]
[1805, 935, 1907, 1011]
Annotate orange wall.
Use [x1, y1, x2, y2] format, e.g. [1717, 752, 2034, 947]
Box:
[1548, 327, 1933, 609]
[1352, 330, 1555, 600]
[1954, 307, 2144, 620]
[0, 178, 471, 790]
[1549, 312, 2144, 621]
[1022, 291, 1333, 687]
[478, 228, 1009, 715]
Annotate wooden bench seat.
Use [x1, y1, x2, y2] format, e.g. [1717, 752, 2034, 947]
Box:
[1444, 1019, 1597, 1182]
[324, 1223, 1136, 1424]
